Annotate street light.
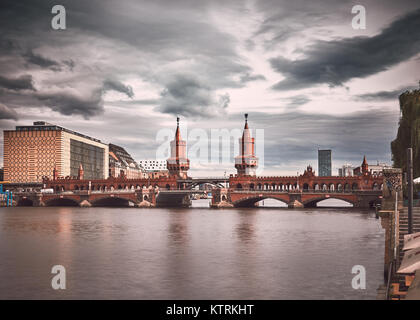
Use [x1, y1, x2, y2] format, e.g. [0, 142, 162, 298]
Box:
[384, 170, 402, 262]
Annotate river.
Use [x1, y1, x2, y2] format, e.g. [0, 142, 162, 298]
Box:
[0, 200, 384, 299]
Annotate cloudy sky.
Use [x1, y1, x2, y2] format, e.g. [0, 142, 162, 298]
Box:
[0, 0, 419, 176]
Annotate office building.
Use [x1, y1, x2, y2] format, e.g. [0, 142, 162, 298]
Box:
[338, 164, 354, 177]
[3, 121, 109, 183]
[109, 143, 146, 179]
[318, 149, 332, 177]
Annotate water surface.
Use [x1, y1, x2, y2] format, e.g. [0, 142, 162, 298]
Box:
[0, 201, 384, 299]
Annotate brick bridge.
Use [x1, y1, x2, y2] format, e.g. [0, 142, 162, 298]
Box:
[211, 165, 384, 208]
[11, 168, 383, 208]
[14, 188, 206, 208]
[8, 116, 385, 208]
[212, 189, 382, 208]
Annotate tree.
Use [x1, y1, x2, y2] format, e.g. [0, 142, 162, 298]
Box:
[391, 89, 420, 178]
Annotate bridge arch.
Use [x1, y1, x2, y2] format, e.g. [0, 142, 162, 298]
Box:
[91, 196, 135, 207]
[352, 183, 359, 190]
[304, 196, 355, 208]
[45, 198, 80, 207]
[303, 183, 309, 191]
[18, 198, 34, 206]
[234, 195, 289, 207]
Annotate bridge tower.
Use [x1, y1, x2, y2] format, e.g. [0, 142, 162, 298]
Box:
[167, 117, 190, 179]
[235, 114, 258, 176]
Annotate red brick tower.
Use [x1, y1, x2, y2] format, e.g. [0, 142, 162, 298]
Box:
[235, 114, 258, 176]
[361, 155, 369, 175]
[167, 117, 190, 179]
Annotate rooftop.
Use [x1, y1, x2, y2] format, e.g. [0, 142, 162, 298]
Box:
[11, 121, 104, 144]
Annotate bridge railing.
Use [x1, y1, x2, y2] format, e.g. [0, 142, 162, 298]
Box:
[230, 188, 382, 193]
[42, 189, 139, 195]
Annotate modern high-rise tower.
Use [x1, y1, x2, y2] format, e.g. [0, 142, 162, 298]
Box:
[166, 117, 189, 179]
[235, 114, 258, 176]
[318, 149, 332, 177]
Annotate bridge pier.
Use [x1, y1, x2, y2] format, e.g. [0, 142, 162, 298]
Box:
[288, 193, 304, 208]
[80, 200, 92, 207]
[288, 200, 304, 208]
[211, 188, 234, 208]
[155, 191, 191, 207]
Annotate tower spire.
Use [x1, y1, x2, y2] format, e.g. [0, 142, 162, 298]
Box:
[175, 116, 181, 142]
[235, 114, 258, 176]
[167, 116, 189, 179]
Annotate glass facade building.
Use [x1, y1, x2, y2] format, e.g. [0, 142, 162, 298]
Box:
[318, 149, 332, 177]
[70, 139, 105, 180]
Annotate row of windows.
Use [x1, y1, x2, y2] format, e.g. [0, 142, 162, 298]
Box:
[70, 139, 105, 179]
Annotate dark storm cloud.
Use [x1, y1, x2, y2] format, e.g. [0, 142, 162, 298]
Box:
[103, 79, 134, 98]
[270, 9, 420, 90]
[0, 0, 251, 119]
[0, 39, 20, 54]
[156, 74, 229, 118]
[253, 0, 353, 50]
[0, 75, 35, 91]
[355, 85, 418, 101]
[30, 80, 136, 119]
[23, 50, 61, 71]
[34, 89, 104, 119]
[0, 103, 18, 120]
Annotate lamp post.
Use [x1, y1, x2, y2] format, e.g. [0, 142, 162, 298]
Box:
[384, 169, 402, 262]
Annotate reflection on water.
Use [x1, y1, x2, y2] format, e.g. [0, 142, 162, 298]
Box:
[0, 205, 384, 299]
